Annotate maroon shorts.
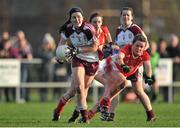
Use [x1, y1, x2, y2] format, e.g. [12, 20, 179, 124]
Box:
[72, 57, 99, 76]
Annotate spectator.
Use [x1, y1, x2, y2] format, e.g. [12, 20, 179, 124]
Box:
[166, 34, 180, 102]
[0, 31, 10, 102]
[0, 31, 10, 50]
[158, 38, 170, 102]
[38, 33, 56, 102]
[0, 39, 20, 102]
[158, 38, 169, 58]
[13, 30, 33, 102]
[167, 34, 180, 81]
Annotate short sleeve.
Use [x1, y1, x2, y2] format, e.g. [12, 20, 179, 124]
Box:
[142, 51, 150, 61]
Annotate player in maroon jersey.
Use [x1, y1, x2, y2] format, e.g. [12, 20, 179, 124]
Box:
[52, 7, 99, 123]
[68, 12, 113, 123]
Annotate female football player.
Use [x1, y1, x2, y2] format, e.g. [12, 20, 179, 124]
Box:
[67, 12, 114, 123]
[98, 34, 156, 121]
[52, 7, 99, 123]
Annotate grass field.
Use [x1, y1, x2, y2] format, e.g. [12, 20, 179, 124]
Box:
[0, 101, 180, 127]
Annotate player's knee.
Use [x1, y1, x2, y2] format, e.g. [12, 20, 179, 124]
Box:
[134, 89, 144, 97]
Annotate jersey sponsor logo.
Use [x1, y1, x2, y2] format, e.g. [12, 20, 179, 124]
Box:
[116, 30, 134, 46]
[70, 32, 89, 47]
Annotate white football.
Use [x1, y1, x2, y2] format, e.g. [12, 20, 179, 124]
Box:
[56, 45, 70, 61]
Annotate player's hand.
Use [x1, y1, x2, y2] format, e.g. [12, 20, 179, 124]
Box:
[145, 76, 153, 86]
[67, 47, 80, 56]
[121, 64, 130, 73]
[102, 44, 113, 58]
[64, 47, 80, 62]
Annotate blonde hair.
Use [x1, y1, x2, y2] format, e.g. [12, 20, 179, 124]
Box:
[43, 33, 56, 51]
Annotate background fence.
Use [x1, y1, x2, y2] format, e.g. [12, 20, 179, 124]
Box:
[0, 58, 180, 103]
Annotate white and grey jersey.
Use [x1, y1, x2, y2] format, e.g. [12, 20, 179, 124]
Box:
[115, 23, 147, 47]
[61, 22, 99, 62]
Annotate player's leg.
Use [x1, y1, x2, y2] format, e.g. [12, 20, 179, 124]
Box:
[98, 71, 126, 116]
[69, 75, 95, 123]
[69, 62, 98, 123]
[87, 71, 106, 120]
[107, 95, 118, 121]
[52, 78, 76, 121]
[107, 79, 129, 121]
[77, 74, 96, 123]
[132, 79, 156, 121]
[71, 66, 90, 123]
[133, 66, 156, 121]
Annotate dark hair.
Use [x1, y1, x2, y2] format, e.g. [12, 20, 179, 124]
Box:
[158, 37, 166, 43]
[59, 7, 83, 33]
[120, 7, 134, 17]
[68, 7, 83, 17]
[132, 34, 147, 44]
[89, 12, 102, 22]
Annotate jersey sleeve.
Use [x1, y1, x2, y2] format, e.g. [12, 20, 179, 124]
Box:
[63, 26, 74, 38]
[131, 24, 149, 48]
[131, 24, 144, 35]
[142, 51, 150, 61]
[83, 22, 98, 45]
[83, 22, 96, 41]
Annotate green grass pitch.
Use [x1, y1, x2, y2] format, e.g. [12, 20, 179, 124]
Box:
[0, 102, 180, 127]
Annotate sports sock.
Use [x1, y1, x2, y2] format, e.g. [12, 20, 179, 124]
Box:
[146, 110, 155, 119]
[80, 109, 88, 121]
[88, 110, 96, 120]
[100, 98, 110, 108]
[56, 96, 68, 113]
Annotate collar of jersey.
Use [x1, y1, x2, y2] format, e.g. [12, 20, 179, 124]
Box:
[120, 22, 133, 30]
[72, 22, 85, 34]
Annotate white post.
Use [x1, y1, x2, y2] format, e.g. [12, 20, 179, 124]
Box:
[168, 85, 173, 103]
[16, 86, 21, 103]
